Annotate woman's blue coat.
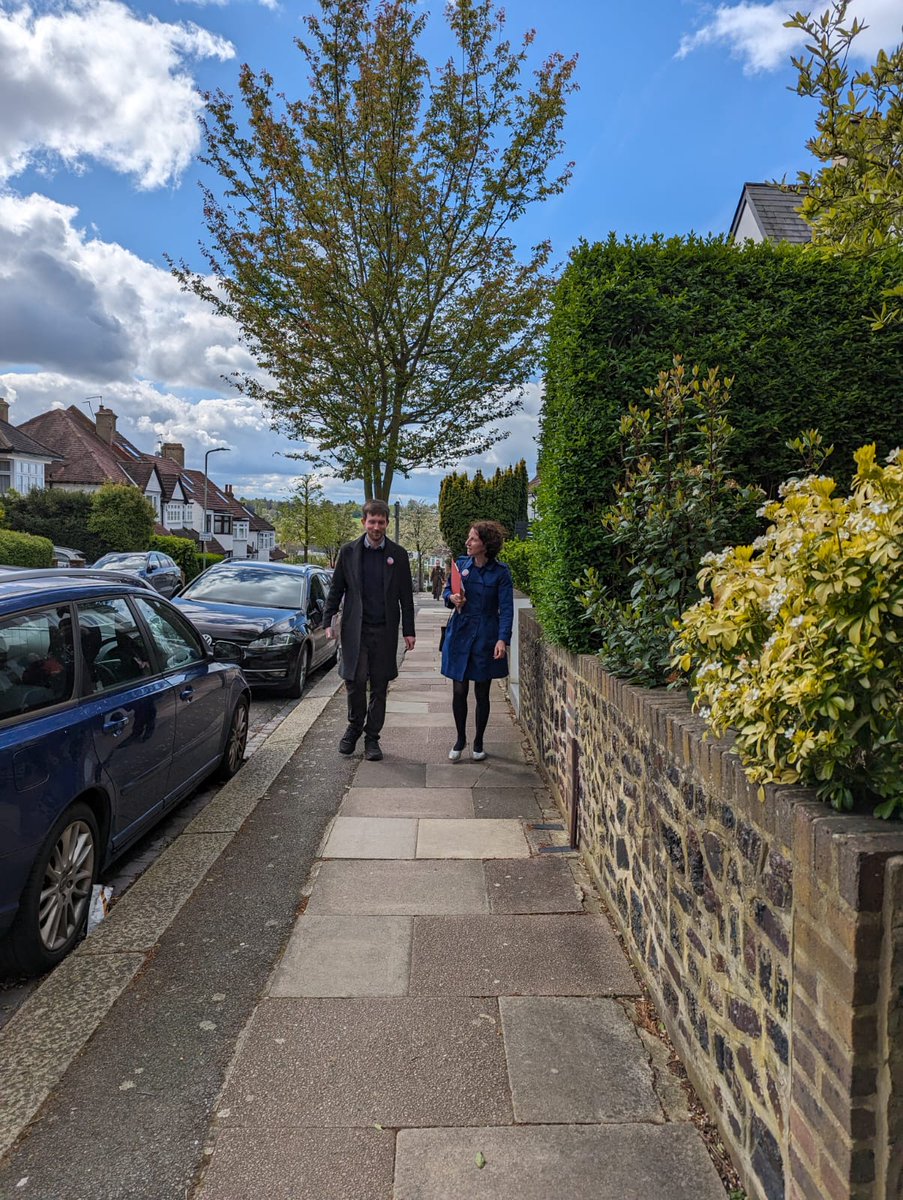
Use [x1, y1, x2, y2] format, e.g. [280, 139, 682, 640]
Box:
[440, 556, 514, 682]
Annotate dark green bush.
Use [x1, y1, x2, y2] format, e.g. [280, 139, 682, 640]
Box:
[3, 489, 107, 562]
[0, 529, 54, 567]
[535, 234, 903, 650]
[150, 535, 200, 582]
[498, 538, 535, 596]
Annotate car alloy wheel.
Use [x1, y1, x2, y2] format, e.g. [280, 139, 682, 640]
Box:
[38, 817, 96, 952]
[287, 646, 310, 698]
[217, 698, 249, 780]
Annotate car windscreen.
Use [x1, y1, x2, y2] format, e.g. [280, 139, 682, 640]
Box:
[96, 555, 146, 570]
[183, 566, 306, 610]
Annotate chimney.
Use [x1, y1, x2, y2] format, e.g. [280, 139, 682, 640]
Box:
[0, 397, 8, 423]
[161, 442, 185, 467]
[225, 483, 233, 495]
[95, 405, 117, 444]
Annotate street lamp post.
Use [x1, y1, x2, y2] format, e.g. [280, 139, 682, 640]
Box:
[203, 446, 230, 571]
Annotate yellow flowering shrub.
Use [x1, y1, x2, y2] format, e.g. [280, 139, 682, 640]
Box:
[674, 445, 903, 817]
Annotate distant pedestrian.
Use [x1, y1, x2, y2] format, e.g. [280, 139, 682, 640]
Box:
[324, 499, 416, 761]
[430, 563, 445, 601]
[441, 520, 513, 761]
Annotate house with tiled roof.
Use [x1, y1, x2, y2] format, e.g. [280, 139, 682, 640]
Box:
[17, 404, 168, 523]
[0, 396, 62, 497]
[13, 402, 278, 560]
[729, 183, 811, 245]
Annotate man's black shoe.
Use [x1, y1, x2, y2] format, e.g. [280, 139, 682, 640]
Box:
[364, 738, 383, 762]
[339, 730, 360, 755]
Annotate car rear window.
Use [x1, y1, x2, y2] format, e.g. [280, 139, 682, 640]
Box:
[0, 606, 75, 721]
[183, 566, 306, 610]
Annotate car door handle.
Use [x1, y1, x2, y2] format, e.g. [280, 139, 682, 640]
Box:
[102, 711, 132, 737]
[179, 687, 194, 702]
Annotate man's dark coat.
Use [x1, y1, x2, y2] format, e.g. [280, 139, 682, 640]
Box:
[323, 534, 416, 681]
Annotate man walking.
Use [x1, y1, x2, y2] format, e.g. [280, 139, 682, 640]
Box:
[324, 499, 416, 761]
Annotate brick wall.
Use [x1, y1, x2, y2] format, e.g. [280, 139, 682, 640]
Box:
[518, 610, 903, 1200]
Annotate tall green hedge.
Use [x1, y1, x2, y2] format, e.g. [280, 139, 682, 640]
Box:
[3, 489, 108, 563]
[0, 529, 54, 567]
[439, 461, 529, 556]
[534, 234, 903, 651]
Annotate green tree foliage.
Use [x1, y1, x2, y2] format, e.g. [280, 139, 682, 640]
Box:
[439, 460, 529, 555]
[534, 234, 903, 651]
[307, 500, 360, 566]
[576, 359, 762, 686]
[173, 0, 575, 500]
[788, 2, 903, 326]
[150, 535, 201, 582]
[399, 500, 442, 590]
[276, 475, 325, 562]
[87, 484, 155, 554]
[0, 528, 54, 568]
[3, 489, 107, 562]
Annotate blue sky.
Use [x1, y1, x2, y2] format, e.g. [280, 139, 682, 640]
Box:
[1, 0, 899, 503]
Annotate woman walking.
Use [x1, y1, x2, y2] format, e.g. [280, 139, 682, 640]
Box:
[441, 520, 514, 761]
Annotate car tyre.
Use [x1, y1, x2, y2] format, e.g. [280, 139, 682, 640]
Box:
[0, 802, 99, 976]
[216, 697, 250, 780]
[286, 645, 311, 698]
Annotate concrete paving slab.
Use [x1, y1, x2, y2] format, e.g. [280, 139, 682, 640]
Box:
[485, 858, 584, 913]
[385, 700, 430, 713]
[499, 997, 662, 1122]
[305, 860, 489, 915]
[352, 760, 427, 788]
[409, 915, 641, 997]
[322, 817, 418, 859]
[416, 819, 530, 859]
[216, 998, 513, 1128]
[472, 789, 545, 820]
[270, 915, 412, 996]
[340, 787, 474, 818]
[393, 1124, 727, 1200]
[425, 725, 524, 746]
[426, 763, 488, 787]
[195, 1128, 396, 1200]
[474, 764, 544, 788]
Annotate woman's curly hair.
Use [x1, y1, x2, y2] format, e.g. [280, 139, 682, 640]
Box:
[469, 519, 507, 560]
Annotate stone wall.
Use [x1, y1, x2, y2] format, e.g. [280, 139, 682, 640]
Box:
[517, 610, 903, 1200]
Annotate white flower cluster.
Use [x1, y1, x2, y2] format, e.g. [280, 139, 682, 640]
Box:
[764, 579, 790, 618]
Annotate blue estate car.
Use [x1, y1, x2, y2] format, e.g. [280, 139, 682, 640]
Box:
[173, 561, 337, 697]
[0, 570, 251, 975]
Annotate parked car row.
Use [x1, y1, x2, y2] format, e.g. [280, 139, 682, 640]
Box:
[0, 560, 337, 977]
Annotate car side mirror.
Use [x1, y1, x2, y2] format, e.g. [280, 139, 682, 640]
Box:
[146, 563, 156, 573]
[212, 640, 243, 664]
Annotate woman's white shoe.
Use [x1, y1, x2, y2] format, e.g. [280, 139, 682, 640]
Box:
[471, 748, 487, 761]
[448, 747, 463, 762]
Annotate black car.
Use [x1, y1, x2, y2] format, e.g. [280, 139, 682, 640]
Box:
[92, 552, 183, 598]
[0, 570, 250, 974]
[173, 561, 336, 696]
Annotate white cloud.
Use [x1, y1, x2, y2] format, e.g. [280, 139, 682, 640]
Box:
[0, 191, 254, 387]
[0, 0, 233, 188]
[678, 0, 902, 73]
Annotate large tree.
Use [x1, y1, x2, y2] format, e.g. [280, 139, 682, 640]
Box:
[173, 0, 575, 499]
[788, 1, 902, 325]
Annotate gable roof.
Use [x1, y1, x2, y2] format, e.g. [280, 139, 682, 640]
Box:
[729, 183, 811, 245]
[0, 419, 62, 460]
[17, 406, 140, 486]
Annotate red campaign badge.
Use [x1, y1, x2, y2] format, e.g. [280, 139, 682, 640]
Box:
[386, 557, 394, 566]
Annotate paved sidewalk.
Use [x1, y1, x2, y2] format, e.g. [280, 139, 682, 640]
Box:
[194, 601, 726, 1200]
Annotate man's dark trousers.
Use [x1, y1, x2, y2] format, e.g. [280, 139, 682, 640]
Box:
[347, 623, 392, 739]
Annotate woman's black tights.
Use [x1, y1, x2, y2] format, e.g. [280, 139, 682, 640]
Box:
[452, 679, 491, 751]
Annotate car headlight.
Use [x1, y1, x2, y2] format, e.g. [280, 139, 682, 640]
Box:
[247, 631, 298, 649]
